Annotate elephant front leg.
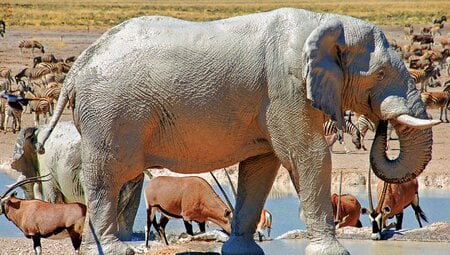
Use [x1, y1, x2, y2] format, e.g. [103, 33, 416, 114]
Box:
[80, 162, 136, 255]
[222, 152, 280, 255]
[288, 139, 349, 255]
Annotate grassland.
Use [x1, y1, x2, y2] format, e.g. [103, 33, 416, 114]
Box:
[1, 0, 449, 29]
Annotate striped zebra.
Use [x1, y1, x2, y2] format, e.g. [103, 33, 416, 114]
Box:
[0, 67, 13, 82]
[35, 62, 71, 73]
[323, 119, 361, 153]
[421, 85, 450, 122]
[24, 91, 51, 126]
[356, 115, 395, 151]
[0, 91, 24, 134]
[409, 65, 441, 92]
[32, 54, 59, 68]
[18, 40, 45, 57]
[15, 67, 52, 86]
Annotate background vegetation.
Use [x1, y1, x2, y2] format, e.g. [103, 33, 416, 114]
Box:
[0, 0, 449, 29]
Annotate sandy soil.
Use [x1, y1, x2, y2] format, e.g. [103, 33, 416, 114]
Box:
[0, 24, 449, 254]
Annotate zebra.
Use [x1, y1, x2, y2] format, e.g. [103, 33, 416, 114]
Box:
[432, 15, 447, 25]
[421, 85, 450, 122]
[18, 40, 45, 57]
[0, 91, 25, 134]
[323, 119, 361, 153]
[24, 90, 51, 126]
[35, 62, 71, 74]
[356, 115, 395, 151]
[0, 20, 5, 37]
[32, 54, 59, 67]
[409, 65, 441, 92]
[0, 67, 14, 84]
[15, 67, 52, 86]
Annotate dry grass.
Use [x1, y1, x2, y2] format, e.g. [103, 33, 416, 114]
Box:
[0, 0, 449, 29]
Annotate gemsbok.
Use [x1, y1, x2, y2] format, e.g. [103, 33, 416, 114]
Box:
[0, 175, 86, 255]
[331, 171, 363, 228]
[144, 175, 232, 246]
[362, 168, 428, 240]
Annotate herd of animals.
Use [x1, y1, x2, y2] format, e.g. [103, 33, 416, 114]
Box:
[0, 13, 449, 254]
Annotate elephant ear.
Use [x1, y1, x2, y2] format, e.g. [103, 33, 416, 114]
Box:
[303, 19, 346, 129]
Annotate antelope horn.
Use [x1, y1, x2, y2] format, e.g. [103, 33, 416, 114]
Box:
[1, 174, 52, 198]
[210, 171, 235, 213]
[368, 166, 375, 213]
[335, 170, 343, 223]
[224, 168, 237, 199]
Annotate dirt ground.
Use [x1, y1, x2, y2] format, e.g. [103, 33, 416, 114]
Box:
[0, 24, 449, 254]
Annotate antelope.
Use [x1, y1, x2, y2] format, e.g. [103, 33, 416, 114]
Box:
[331, 171, 362, 229]
[144, 175, 232, 246]
[0, 175, 86, 255]
[256, 209, 273, 242]
[362, 168, 428, 240]
[421, 85, 450, 122]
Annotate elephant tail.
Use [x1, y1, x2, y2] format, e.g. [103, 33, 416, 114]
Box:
[35, 84, 70, 154]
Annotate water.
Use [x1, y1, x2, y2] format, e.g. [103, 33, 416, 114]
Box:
[1, 172, 450, 253]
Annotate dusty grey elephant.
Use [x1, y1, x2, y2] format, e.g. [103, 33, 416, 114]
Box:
[37, 8, 440, 255]
[11, 121, 144, 241]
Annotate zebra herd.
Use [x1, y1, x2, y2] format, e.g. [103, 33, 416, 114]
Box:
[323, 113, 395, 154]
[0, 37, 76, 133]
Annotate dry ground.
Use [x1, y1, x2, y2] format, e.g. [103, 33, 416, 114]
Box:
[0, 24, 449, 254]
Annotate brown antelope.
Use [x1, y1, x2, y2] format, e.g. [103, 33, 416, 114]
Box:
[331, 171, 362, 228]
[362, 168, 428, 240]
[144, 175, 232, 246]
[256, 209, 273, 242]
[0, 175, 86, 255]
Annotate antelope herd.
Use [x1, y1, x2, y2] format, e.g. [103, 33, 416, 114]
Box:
[0, 14, 449, 251]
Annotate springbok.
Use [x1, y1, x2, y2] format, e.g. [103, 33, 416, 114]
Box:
[0, 175, 86, 255]
[331, 171, 363, 228]
[361, 169, 428, 240]
[144, 175, 233, 246]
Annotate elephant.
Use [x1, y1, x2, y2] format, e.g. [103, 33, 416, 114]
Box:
[37, 8, 440, 255]
[11, 121, 144, 241]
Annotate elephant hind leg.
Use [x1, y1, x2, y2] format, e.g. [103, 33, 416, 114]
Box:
[222, 152, 280, 255]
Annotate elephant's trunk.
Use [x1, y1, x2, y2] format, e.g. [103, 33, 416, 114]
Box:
[369, 119, 433, 184]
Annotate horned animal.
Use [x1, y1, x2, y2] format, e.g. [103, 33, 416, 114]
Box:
[256, 209, 273, 242]
[331, 170, 362, 229]
[362, 168, 428, 240]
[331, 194, 362, 228]
[19, 40, 45, 57]
[144, 176, 232, 246]
[0, 176, 86, 255]
[421, 85, 450, 122]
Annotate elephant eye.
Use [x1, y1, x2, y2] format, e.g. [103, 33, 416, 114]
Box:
[376, 69, 385, 81]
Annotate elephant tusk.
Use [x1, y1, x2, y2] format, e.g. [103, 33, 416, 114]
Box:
[395, 114, 441, 129]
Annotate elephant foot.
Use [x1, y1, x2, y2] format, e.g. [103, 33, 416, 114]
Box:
[81, 237, 136, 255]
[305, 239, 349, 255]
[222, 234, 264, 255]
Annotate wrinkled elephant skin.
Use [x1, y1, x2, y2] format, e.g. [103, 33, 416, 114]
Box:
[38, 8, 437, 255]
